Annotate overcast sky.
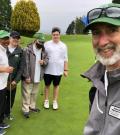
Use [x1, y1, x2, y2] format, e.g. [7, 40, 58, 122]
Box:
[11, 0, 112, 34]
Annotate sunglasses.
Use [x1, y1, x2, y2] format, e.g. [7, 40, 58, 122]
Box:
[87, 6, 120, 23]
[36, 40, 44, 46]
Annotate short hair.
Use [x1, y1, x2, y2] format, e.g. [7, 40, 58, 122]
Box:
[52, 27, 61, 34]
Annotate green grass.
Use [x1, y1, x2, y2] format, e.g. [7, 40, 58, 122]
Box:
[6, 34, 95, 135]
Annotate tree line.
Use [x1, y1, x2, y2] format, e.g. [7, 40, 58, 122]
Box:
[66, 0, 119, 35]
[112, 0, 120, 3]
[0, 0, 119, 35]
[66, 17, 85, 34]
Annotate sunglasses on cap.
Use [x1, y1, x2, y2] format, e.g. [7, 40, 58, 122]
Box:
[87, 6, 120, 23]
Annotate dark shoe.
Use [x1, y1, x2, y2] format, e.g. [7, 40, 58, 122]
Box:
[29, 107, 40, 112]
[23, 112, 30, 118]
[0, 122, 10, 129]
[4, 114, 13, 121]
[0, 128, 6, 135]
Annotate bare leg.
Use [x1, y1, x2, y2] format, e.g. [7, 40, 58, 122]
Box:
[53, 85, 59, 101]
[44, 85, 50, 100]
[44, 85, 50, 109]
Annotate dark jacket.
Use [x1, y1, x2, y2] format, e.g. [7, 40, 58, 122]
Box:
[7, 46, 24, 83]
[22, 43, 48, 83]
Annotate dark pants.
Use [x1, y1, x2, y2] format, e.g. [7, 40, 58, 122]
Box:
[44, 74, 62, 86]
[0, 89, 6, 123]
[5, 88, 16, 116]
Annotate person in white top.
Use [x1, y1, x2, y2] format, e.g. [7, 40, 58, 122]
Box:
[44, 27, 68, 110]
[0, 30, 13, 135]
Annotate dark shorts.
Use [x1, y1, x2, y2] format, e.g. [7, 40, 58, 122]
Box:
[44, 74, 62, 86]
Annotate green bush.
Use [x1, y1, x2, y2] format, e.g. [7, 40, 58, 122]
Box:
[10, 0, 40, 36]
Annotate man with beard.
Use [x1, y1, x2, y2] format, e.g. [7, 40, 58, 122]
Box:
[21, 35, 48, 118]
[82, 3, 120, 135]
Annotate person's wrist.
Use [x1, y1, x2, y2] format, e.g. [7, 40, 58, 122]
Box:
[64, 69, 68, 71]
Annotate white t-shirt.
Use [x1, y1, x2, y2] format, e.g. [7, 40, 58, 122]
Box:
[33, 44, 41, 83]
[8, 45, 16, 53]
[0, 45, 9, 90]
[44, 40, 68, 75]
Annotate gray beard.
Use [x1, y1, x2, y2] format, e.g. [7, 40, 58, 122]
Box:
[95, 45, 120, 66]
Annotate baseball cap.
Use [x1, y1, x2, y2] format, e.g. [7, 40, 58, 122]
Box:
[84, 3, 120, 32]
[34, 33, 45, 42]
[0, 30, 10, 39]
[10, 31, 20, 39]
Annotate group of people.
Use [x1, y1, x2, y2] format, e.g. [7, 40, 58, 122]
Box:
[2, 1, 120, 135]
[0, 27, 68, 134]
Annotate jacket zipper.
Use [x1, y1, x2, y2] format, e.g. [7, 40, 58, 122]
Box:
[100, 94, 108, 135]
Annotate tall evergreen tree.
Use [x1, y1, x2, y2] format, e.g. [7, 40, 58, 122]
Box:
[112, 0, 120, 3]
[0, 0, 12, 30]
[11, 0, 40, 36]
[66, 17, 85, 35]
[66, 21, 75, 34]
[75, 17, 85, 34]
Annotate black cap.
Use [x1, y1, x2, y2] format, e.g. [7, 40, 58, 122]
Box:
[10, 31, 20, 39]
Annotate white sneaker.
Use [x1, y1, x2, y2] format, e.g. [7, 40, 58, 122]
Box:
[44, 100, 49, 109]
[53, 100, 58, 110]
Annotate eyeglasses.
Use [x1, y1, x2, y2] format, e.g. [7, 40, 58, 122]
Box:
[87, 6, 120, 23]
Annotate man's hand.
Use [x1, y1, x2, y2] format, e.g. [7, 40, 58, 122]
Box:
[25, 78, 31, 84]
[64, 71, 68, 77]
[5, 66, 14, 73]
[11, 81, 17, 86]
[39, 60, 44, 65]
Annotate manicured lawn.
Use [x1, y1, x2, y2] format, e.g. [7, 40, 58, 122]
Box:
[6, 34, 95, 135]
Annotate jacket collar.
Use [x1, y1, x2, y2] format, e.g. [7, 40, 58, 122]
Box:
[82, 61, 120, 96]
[107, 68, 120, 85]
[27, 44, 35, 54]
[7, 46, 22, 55]
[82, 61, 105, 81]
[81, 61, 106, 97]
[27, 43, 44, 54]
